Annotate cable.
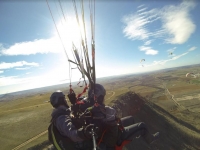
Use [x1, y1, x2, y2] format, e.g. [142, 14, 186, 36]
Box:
[46, 0, 72, 84]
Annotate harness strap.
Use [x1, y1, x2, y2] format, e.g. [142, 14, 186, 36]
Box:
[97, 127, 108, 146]
[51, 124, 62, 150]
[76, 85, 88, 101]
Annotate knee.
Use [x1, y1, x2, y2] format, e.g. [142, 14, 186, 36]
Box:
[121, 116, 133, 121]
[137, 122, 146, 129]
[121, 116, 135, 127]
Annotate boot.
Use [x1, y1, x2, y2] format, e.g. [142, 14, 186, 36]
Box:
[143, 132, 159, 144]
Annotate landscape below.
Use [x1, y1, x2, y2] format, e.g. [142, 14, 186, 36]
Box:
[0, 64, 200, 150]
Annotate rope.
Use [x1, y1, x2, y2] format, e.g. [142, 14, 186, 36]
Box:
[72, 0, 84, 43]
[47, 0, 96, 98]
[81, 0, 91, 78]
[46, 0, 72, 85]
[88, 0, 97, 104]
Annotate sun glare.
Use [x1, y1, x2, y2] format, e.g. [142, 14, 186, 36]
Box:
[56, 17, 86, 47]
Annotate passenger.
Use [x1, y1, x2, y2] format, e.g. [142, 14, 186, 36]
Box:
[48, 90, 94, 150]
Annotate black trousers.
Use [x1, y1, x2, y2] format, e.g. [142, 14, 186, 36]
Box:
[118, 116, 148, 145]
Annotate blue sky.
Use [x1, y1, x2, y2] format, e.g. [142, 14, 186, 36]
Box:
[0, 0, 199, 94]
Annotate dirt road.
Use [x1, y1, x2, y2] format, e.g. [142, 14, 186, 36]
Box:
[12, 130, 48, 150]
[107, 91, 115, 100]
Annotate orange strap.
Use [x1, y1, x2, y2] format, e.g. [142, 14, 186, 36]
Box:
[115, 140, 131, 150]
[76, 85, 88, 102]
[97, 127, 108, 146]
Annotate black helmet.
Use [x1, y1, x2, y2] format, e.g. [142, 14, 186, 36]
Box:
[50, 90, 68, 108]
[88, 84, 106, 104]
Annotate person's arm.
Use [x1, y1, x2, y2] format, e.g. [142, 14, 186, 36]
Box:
[103, 106, 117, 126]
[55, 114, 84, 142]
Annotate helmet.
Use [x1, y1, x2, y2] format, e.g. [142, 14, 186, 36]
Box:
[88, 84, 106, 103]
[50, 90, 67, 108]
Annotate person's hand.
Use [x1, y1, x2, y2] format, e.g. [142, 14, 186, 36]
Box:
[77, 124, 95, 139]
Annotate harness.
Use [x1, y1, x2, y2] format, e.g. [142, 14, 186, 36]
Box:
[48, 120, 75, 150]
[48, 123, 63, 150]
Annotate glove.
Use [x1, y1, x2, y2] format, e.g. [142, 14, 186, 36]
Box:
[77, 124, 95, 139]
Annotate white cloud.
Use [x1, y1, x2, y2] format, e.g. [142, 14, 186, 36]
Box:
[0, 38, 64, 56]
[188, 46, 197, 51]
[0, 64, 76, 87]
[122, 15, 150, 40]
[167, 47, 176, 57]
[122, 6, 162, 41]
[0, 17, 87, 57]
[0, 76, 21, 86]
[0, 75, 51, 87]
[139, 46, 158, 55]
[144, 40, 152, 45]
[0, 21, 85, 68]
[160, 1, 196, 44]
[138, 51, 190, 69]
[0, 75, 37, 86]
[138, 4, 145, 9]
[15, 67, 31, 70]
[150, 52, 189, 66]
[0, 43, 4, 49]
[137, 7, 147, 13]
[171, 52, 189, 60]
[122, 8, 160, 40]
[122, 1, 196, 45]
[0, 70, 4, 74]
[0, 61, 39, 70]
[167, 47, 176, 52]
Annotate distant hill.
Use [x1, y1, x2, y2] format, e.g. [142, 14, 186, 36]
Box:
[1, 63, 199, 102]
[0, 75, 124, 102]
[0, 83, 74, 101]
[0, 74, 138, 102]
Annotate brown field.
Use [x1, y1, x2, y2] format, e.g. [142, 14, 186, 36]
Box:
[0, 64, 200, 150]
